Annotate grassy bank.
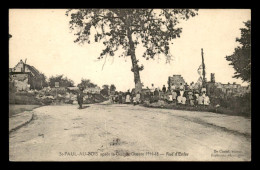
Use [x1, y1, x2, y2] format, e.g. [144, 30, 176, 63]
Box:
[9, 92, 43, 105]
[9, 105, 41, 117]
[142, 102, 251, 118]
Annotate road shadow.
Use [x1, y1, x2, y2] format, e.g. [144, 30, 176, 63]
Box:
[78, 105, 90, 109]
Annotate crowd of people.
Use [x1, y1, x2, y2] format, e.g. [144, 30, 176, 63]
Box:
[108, 82, 211, 107]
[108, 90, 141, 105]
[143, 83, 210, 106]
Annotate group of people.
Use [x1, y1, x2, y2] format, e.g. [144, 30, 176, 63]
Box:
[105, 82, 211, 107]
[109, 90, 141, 105]
[146, 83, 210, 106]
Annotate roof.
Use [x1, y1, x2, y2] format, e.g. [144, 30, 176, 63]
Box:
[11, 60, 42, 77]
[25, 64, 41, 77]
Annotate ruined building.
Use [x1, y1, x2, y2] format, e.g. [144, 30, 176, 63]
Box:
[168, 75, 186, 89]
[9, 59, 45, 91]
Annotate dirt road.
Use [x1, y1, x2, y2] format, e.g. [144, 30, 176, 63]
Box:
[9, 103, 251, 161]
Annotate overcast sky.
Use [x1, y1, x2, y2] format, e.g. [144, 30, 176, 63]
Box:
[9, 9, 251, 91]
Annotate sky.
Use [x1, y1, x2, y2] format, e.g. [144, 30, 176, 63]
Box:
[9, 9, 251, 91]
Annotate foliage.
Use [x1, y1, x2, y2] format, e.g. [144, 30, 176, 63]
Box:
[110, 84, 116, 92]
[100, 84, 109, 96]
[30, 73, 48, 90]
[66, 9, 198, 91]
[102, 84, 109, 90]
[77, 78, 98, 89]
[66, 9, 197, 60]
[48, 74, 74, 88]
[226, 20, 251, 82]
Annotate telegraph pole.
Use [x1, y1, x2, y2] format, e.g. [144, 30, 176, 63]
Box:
[201, 48, 206, 87]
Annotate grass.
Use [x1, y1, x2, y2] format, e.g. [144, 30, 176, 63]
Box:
[9, 93, 43, 105]
[9, 105, 41, 118]
[142, 101, 251, 118]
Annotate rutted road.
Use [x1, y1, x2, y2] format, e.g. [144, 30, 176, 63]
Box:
[9, 104, 251, 161]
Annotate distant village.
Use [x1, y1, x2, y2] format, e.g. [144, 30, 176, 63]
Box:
[9, 59, 250, 106]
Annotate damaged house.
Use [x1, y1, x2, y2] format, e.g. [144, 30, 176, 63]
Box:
[168, 75, 186, 89]
[9, 59, 47, 91]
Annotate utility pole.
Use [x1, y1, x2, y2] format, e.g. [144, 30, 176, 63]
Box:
[201, 48, 206, 87]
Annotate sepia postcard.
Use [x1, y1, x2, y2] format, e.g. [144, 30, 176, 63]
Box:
[9, 8, 251, 161]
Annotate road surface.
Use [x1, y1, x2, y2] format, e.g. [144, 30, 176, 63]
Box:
[9, 103, 251, 161]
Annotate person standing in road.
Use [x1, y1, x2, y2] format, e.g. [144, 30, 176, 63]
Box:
[150, 84, 155, 103]
[77, 87, 84, 109]
[162, 85, 166, 93]
[118, 92, 123, 104]
[162, 85, 166, 100]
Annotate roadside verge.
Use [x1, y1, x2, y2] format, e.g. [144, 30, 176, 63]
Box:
[9, 111, 34, 133]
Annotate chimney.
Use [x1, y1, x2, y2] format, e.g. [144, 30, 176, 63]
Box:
[20, 59, 25, 73]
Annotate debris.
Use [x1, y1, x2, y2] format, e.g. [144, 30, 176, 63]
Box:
[38, 133, 44, 138]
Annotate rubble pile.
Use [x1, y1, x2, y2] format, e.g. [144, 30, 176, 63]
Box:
[9, 87, 107, 105]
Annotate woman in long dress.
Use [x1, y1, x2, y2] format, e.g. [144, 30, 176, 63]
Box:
[181, 96, 186, 105]
[125, 90, 131, 104]
[168, 93, 173, 104]
[204, 95, 210, 106]
[179, 83, 184, 97]
[177, 95, 182, 104]
[198, 94, 204, 105]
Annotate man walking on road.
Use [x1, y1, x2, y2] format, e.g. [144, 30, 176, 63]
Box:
[77, 87, 84, 109]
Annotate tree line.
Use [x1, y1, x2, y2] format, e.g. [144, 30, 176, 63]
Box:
[34, 74, 115, 95]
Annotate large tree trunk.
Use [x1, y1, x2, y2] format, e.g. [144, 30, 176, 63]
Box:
[127, 29, 142, 93]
